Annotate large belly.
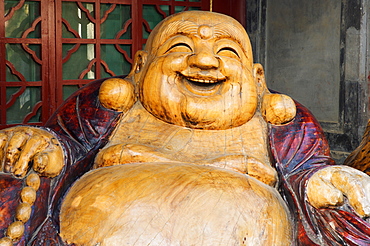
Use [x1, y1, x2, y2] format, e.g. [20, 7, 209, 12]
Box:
[60, 163, 292, 246]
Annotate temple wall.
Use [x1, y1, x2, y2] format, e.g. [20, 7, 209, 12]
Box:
[247, 0, 369, 162]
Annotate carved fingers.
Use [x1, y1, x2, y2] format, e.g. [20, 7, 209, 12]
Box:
[306, 170, 344, 208]
[331, 166, 370, 217]
[200, 155, 278, 187]
[0, 126, 64, 178]
[33, 145, 64, 177]
[12, 134, 49, 176]
[94, 144, 175, 168]
[307, 166, 370, 217]
[3, 129, 32, 173]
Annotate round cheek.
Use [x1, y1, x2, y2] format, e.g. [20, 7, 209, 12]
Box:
[231, 66, 258, 117]
[218, 57, 244, 77]
[242, 80, 258, 116]
[240, 71, 257, 98]
[163, 53, 189, 73]
[139, 55, 186, 118]
[140, 54, 188, 95]
[139, 61, 162, 98]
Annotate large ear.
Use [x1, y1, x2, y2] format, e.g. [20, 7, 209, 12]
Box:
[252, 63, 269, 97]
[127, 50, 148, 83]
[253, 63, 296, 125]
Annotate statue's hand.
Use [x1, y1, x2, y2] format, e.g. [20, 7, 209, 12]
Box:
[307, 166, 370, 217]
[0, 126, 64, 178]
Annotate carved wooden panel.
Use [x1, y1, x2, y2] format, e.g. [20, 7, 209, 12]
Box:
[0, 0, 47, 128]
[0, 0, 210, 129]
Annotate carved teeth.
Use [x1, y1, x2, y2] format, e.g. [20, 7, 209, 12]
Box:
[187, 78, 218, 83]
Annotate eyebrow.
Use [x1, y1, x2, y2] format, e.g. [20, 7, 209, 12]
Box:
[157, 20, 198, 43]
[156, 20, 249, 55]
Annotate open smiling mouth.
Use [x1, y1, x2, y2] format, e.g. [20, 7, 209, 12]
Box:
[180, 74, 226, 96]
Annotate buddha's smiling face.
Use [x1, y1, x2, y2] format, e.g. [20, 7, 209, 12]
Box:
[135, 11, 258, 130]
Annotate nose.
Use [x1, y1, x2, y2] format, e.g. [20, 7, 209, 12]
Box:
[188, 50, 219, 70]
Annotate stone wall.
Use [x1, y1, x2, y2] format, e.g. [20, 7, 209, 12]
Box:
[247, 0, 369, 162]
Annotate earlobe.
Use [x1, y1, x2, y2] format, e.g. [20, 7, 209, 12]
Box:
[99, 78, 136, 112]
[253, 63, 296, 125]
[261, 93, 296, 125]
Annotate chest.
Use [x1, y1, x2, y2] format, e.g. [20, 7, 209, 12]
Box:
[104, 103, 271, 165]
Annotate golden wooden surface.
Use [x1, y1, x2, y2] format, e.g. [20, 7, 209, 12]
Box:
[95, 102, 277, 186]
[0, 127, 64, 178]
[60, 163, 292, 246]
[344, 120, 370, 175]
[99, 77, 136, 112]
[59, 11, 297, 245]
[1, 10, 370, 245]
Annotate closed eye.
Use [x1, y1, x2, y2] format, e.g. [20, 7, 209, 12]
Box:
[166, 43, 193, 53]
[217, 47, 240, 58]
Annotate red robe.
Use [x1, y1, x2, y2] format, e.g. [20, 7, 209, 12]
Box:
[1, 77, 369, 245]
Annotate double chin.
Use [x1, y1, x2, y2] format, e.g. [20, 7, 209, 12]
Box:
[179, 93, 254, 130]
[139, 74, 257, 130]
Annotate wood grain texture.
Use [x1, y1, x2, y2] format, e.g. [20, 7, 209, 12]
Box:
[2, 10, 370, 246]
[95, 102, 276, 186]
[344, 120, 370, 175]
[60, 163, 292, 246]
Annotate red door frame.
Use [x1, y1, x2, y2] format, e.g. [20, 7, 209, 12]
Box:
[213, 0, 246, 27]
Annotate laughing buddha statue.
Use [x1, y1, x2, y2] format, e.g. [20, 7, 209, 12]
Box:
[1, 11, 370, 246]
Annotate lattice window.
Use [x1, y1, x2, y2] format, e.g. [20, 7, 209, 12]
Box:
[0, 0, 210, 129]
[0, 0, 48, 128]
